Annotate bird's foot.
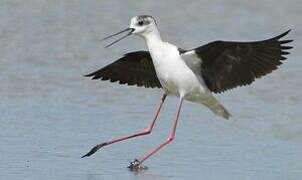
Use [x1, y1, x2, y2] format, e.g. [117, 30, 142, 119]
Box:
[127, 159, 148, 171]
[81, 143, 107, 158]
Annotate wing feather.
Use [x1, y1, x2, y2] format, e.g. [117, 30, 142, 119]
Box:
[192, 30, 293, 93]
[85, 51, 162, 88]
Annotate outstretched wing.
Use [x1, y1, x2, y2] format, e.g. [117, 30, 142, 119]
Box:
[85, 51, 162, 88]
[190, 30, 293, 93]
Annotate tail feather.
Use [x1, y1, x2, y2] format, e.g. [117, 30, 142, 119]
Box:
[190, 93, 231, 119]
[212, 103, 231, 119]
[204, 99, 231, 119]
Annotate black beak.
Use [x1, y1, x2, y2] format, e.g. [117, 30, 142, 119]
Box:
[102, 28, 135, 48]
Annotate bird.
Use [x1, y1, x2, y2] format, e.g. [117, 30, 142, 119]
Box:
[82, 15, 293, 170]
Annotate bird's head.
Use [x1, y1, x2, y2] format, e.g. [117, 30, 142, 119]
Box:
[130, 15, 157, 37]
[102, 15, 158, 48]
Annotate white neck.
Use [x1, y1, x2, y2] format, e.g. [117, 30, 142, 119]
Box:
[142, 29, 163, 51]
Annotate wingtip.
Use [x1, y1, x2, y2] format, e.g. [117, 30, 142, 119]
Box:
[282, 29, 292, 36]
[273, 29, 292, 40]
[83, 72, 96, 78]
[83, 74, 91, 77]
[285, 29, 292, 34]
[280, 40, 294, 44]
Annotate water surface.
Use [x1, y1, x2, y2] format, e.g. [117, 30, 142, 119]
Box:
[0, 0, 301, 180]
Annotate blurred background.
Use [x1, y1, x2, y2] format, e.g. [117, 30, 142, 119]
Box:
[0, 0, 301, 180]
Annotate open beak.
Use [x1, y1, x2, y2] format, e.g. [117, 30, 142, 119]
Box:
[102, 28, 135, 48]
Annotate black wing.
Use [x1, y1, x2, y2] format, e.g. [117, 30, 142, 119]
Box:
[85, 51, 161, 88]
[195, 30, 293, 93]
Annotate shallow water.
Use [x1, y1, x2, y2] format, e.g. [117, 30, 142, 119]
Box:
[0, 0, 302, 180]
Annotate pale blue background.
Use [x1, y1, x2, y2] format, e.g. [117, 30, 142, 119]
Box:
[0, 0, 301, 179]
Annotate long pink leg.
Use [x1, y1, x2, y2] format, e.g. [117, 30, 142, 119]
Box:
[82, 94, 167, 158]
[130, 97, 184, 167]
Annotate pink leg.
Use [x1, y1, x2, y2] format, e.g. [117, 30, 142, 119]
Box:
[82, 94, 167, 158]
[130, 97, 184, 168]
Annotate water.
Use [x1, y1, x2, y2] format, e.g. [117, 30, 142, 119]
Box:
[0, 0, 301, 179]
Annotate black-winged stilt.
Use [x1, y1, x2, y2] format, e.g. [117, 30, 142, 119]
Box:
[82, 15, 293, 170]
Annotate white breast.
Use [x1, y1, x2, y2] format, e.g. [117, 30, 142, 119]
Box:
[148, 42, 207, 97]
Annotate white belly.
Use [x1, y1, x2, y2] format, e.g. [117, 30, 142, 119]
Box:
[157, 61, 203, 96]
[150, 44, 207, 99]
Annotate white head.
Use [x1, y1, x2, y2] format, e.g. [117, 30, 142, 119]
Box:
[102, 15, 159, 47]
[129, 15, 158, 37]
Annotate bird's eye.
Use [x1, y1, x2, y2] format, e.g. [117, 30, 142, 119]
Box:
[138, 20, 144, 26]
